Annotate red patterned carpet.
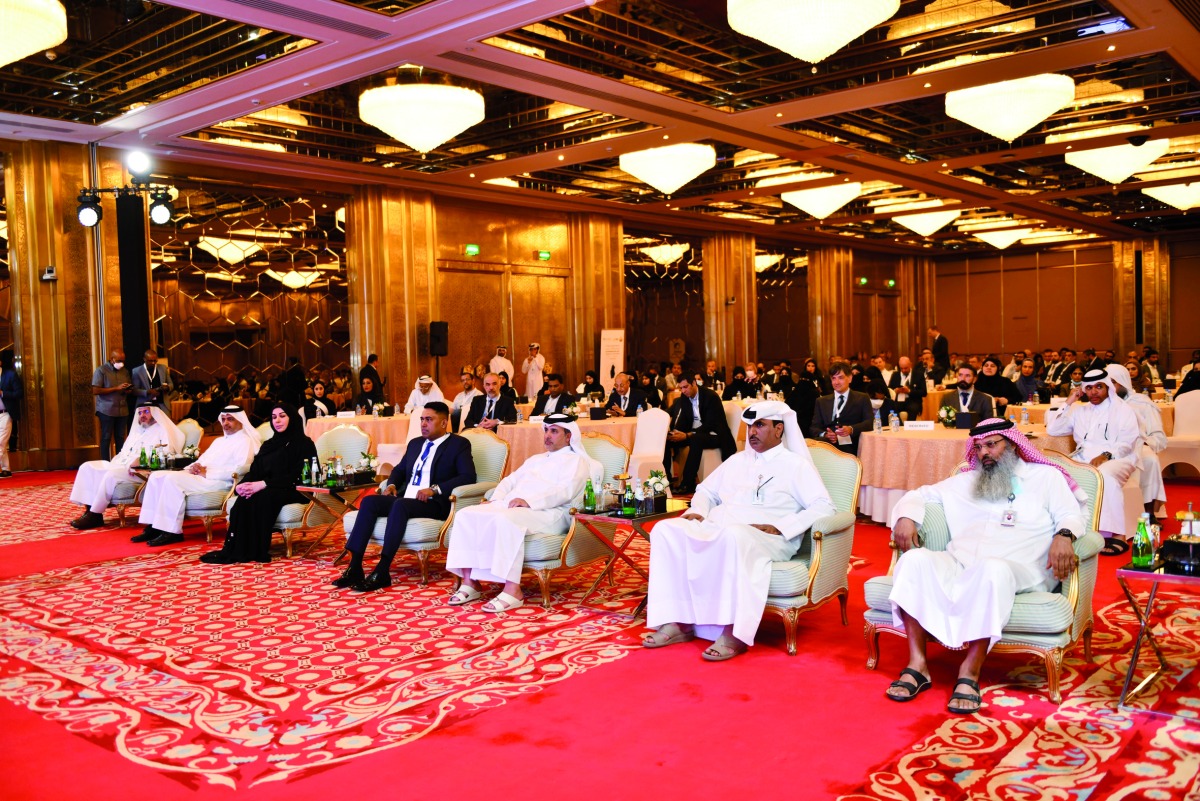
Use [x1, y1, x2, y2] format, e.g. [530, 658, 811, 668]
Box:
[1, 474, 1198, 799]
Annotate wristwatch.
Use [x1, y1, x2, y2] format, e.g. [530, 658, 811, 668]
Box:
[1054, 528, 1077, 542]
[430, 484, 441, 496]
[1101, 451, 1113, 461]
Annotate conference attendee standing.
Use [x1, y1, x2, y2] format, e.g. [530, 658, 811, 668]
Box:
[521, 343, 546, 400]
[0, 351, 22, 478]
[360, 354, 384, 400]
[929, 325, 949, 373]
[131, 350, 172, 412]
[809, 362, 873, 455]
[92, 349, 132, 460]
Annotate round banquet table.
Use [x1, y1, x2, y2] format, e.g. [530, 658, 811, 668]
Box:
[493, 417, 637, 477]
[303, 414, 412, 453]
[169, 399, 194, 422]
[856, 425, 1077, 523]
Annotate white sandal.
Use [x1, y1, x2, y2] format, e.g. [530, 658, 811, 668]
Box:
[448, 586, 483, 606]
[481, 591, 525, 614]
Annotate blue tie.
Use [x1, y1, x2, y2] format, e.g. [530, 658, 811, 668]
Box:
[411, 440, 434, 486]
[961, 391, 968, 407]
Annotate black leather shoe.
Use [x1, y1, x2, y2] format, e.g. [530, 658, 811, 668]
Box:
[147, 532, 184, 547]
[331, 564, 365, 589]
[130, 527, 158, 543]
[199, 550, 236, 564]
[350, 568, 392, 593]
[71, 512, 105, 530]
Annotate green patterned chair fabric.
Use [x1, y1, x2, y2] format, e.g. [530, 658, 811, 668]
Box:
[762, 440, 862, 655]
[861, 451, 1104, 704]
[341, 428, 509, 581]
[249, 424, 372, 557]
[453, 432, 629, 608]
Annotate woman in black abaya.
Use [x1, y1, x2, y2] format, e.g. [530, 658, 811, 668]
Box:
[200, 402, 317, 564]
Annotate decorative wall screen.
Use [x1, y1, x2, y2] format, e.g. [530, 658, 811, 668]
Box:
[148, 183, 350, 392]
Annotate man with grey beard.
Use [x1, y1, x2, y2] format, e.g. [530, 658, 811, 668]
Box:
[881, 419, 1085, 714]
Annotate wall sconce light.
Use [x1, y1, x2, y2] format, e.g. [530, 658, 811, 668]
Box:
[464, 243, 480, 257]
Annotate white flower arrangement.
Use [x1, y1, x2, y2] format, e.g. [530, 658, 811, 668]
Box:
[937, 405, 957, 428]
[182, 444, 200, 459]
[648, 470, 668, 495]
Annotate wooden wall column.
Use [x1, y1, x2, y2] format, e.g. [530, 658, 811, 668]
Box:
[567, 213, 624, 380]
[346, 186, 436, 403]
[1113, 238, 1170, 356]
[703, 232, 757, 369]
[807, 246, 855, 364]
[4, 141, 123, 467]
[900, 254, 936, 358]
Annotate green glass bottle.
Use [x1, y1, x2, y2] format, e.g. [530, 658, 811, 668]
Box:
[622, 483, 636, 516]
[138, 446, 147, 468]
[1131, 513, 1154, 568]
[149, 447, 160, 469]
[583, 479, 596, 514]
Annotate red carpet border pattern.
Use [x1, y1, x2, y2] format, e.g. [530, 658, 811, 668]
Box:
[0, 482, 89, 546]
[840, 592, 1200, 800]
[0, 542, 647, 789]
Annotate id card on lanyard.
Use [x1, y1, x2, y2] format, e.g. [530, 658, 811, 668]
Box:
[1000, 476, 1021, 527]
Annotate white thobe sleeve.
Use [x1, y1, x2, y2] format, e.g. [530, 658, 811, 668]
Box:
[1045, 403, 1078, 438]
[500, 456, 590, 510]
[404, 390, 419, 414]
[772, 460, 837, 541]
[1109, 405, 1141, 462]
[1044, 469, 1086, 538]
[198, 438, 255, 483]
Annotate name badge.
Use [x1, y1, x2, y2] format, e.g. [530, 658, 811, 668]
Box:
[1001, 509, 1017, 527]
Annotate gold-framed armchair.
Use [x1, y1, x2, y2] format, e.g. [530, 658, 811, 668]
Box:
[861, 451, 1105, 703]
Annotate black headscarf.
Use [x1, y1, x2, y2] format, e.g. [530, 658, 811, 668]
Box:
[258, 401, 310, 455]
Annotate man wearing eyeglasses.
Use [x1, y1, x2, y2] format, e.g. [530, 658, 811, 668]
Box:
[333, 402, 475, 593]
[882, 419, 1086, 714]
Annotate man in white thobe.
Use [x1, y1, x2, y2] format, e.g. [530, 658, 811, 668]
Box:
[488, 345, 515, 384]
[1046, 367, 1140, 551]
[884, 419, 1085, 713]
[134, 405, 259, 547]
[403, 375, 445, 414]
[521, 342, 545, 400]
[445, 413, 596, 613]
[643, 401, 837, 661]
[69, 402, 186, 529]
[1107, 363, 1167, 521]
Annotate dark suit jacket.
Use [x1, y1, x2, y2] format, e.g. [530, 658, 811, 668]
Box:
[605, 388, 649, 416]
[1044, 361, 1069, 384]
[531, 391, 576, 416]
[385, 433, 476, 516]
[0, 368, 22, 421]
[463, 393, 518, 428]
[931, 334, 949, 370]
[809, 390, 874, 452]
[360, 363, 383, 390]
[953, 388, 995, 422]
[667, 388, 736, 459]
[131, 363, 172, 410]
[888, 370, 927, 406]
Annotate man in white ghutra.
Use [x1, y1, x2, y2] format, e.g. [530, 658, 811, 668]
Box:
[642, 400, 836, 661]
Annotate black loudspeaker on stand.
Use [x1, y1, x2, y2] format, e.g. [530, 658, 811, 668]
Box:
[429, 321, 449, 384]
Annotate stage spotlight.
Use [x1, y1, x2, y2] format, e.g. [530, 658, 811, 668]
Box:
[148, 191, 174, 225]
[77, 190, 102, 227]
[125, 151, 152, 182]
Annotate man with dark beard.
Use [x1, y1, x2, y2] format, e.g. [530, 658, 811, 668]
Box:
[881, 419, 1085, 714]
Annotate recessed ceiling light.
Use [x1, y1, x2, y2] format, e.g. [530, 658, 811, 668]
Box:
[469, 173, 475, 178]
[662, 134, 670, 140]
[923, 82, 932, 89]
[1106, 45, 1116, 52]
[557, 155, 564, 160]
[775, 112, 783, 117]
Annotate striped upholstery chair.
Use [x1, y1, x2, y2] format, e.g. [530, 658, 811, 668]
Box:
[448, 432, 629, 607]
[762, 440, 862, 654]
[861, 451, 1104, 703]
[266, 424, 372, 557]
[341, 428, 509, 582]
[110, 418, 206, 526]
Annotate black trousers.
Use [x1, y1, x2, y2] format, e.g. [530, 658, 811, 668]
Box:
[345, 493, 445, 557]
[665, 434, 720, 486]
[98, 413, 127, 460]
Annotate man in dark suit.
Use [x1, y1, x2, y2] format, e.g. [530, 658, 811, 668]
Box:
[665, 374, 736, 493]
[531, 373, 575, 416]
[605, 372, 649, 417]
[131, 350, 172, 412]
[919, 351, 946, 387]
[463, 372, 518, 430]
[929, 325, 949, 373]
[360, 353, 384, 400]
[0, 350, 22, 477]
[888, 356, 927, 420]
[810, 362, 874, 455]
[1081, 348, 1106, 374]
[334, 401, 476, 592]
[950, 365, 995, 423]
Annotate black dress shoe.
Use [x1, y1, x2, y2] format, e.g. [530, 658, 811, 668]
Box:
[130, 527, 158, 543]
[331, 564, 365, 589]
[71, 511, 105, 530]
[350, 568, 392, 593]
[147, 532, 184, 547]
[199, 550, 236, 564]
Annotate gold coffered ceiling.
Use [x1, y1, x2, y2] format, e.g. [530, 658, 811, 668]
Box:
[1, 0, 1199, 251]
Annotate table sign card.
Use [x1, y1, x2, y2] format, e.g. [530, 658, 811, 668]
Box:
[903, 420, 936, 431]
[336, 410, 355, 418]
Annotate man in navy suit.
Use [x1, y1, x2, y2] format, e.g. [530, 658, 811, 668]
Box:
[665, 374, 736, 493]
[333, 401, 476, 592]
[809, 362, 874, 455]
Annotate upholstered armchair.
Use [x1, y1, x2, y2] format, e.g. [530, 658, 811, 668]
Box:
[762, 440, 862, 654]
[861, 452, 1104, 703]
[340, 428, 510, 581]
